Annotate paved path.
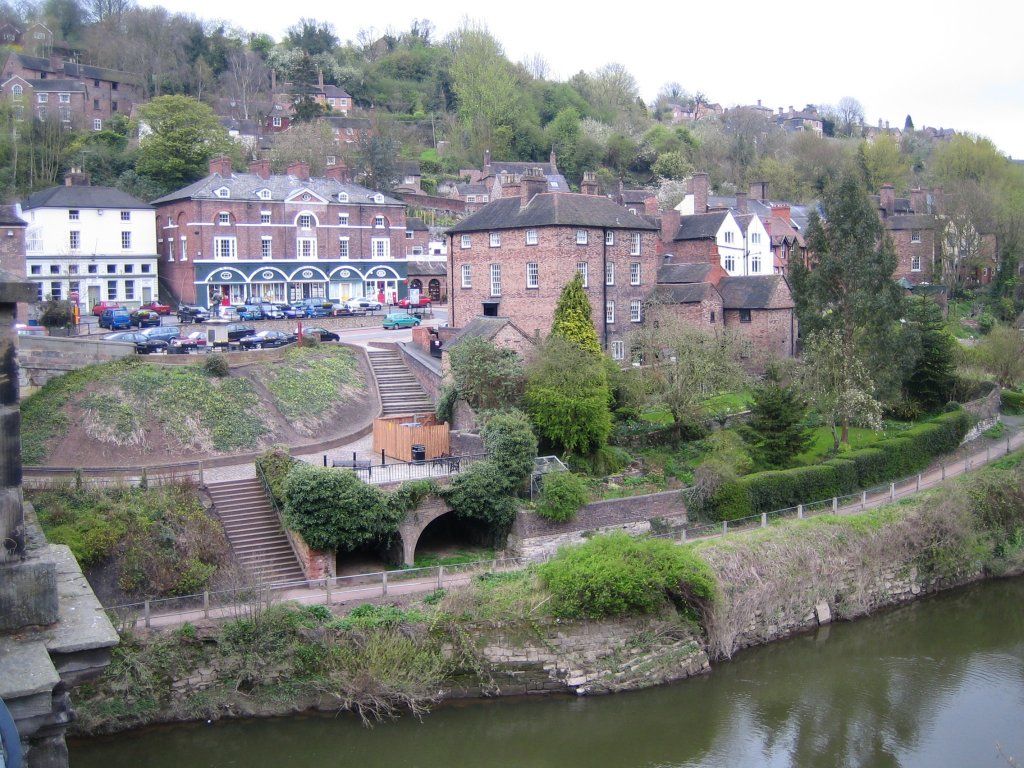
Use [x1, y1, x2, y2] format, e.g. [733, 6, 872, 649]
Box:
[114, 430, 1024, 631]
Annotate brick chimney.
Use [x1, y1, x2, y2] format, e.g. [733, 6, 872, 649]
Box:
[549, 149, 557, 169]
[287, 161, 310, 181]
[735, 191, 748, 214]
[580, 171, 599, 196]
[644, 195, 659, 216]
[63, 166, 90, 186]
[498, 171, 520, 199]
[771, 204, 791, 225]
[521, 167, 547, 204]
[750, 180, 768, 201]
[483, 149, 491, 168]
[661, 208, 681, 245]
[317, 68, 324, 88]
[691, 172, 708, 214]
[208, 155, 233, 178]
[248, 159, 271, 179]
[879, 184, 895, 217]
[325, 164, 351, 183]
[909, 188, 927, 214]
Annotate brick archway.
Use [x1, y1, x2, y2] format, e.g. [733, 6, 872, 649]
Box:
[396, 496, 453, 565]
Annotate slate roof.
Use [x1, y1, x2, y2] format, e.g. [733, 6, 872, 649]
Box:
[886, 214, 936, 231]
[61, 60, 137, 84]
[456, 183, 489, 196]
[487, 161, 555, 176]
[718, 275, 792, 309]
[406, 217, 428, 231]
[621, 189, 653, 204]
[673, 211, 729, 241]
[440, 316, 530, 351]
[651, 283, 716, 304]
[26, 78, 84, 92]
[407, 260, 447, 276]
[150, 172, 403, 207]
[0, 204, 26, 226]
[396, 161, 421, 176]
[657, 262, 715, 284]
[869, 195, 914, 214]
[448, 193, 659, 234]
[22, 185, 152, 211]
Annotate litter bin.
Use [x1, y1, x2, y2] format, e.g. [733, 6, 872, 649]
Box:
[411, 444, 426, 463]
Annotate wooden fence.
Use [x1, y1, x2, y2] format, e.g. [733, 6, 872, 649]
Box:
[372, 414, 450, 461]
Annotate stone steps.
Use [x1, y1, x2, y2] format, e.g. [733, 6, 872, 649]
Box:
[367, 350, 435, 416]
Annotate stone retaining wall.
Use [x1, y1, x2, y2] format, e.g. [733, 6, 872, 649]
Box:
[17, 335, 134, 393]
[962, 385, 1002, 442]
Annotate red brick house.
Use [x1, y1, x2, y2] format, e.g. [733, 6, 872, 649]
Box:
[0, 204, 27, 321]
[446, 169, 659, 361]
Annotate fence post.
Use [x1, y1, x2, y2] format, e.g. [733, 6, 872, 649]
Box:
[889, 482, 895, 501]
[679, 528, 687, 542]
[861, 490, 867, 509]
[941, 463, 946, 480]
[797, 504, 803, 519]
[325, 577, 332, 606]
[144, 600, 151, 628]
[381, 571, 388, 597]
[437, 565, 444, 589]
[916, 474, 921, 492]
[202, 591, 209, 619]
[832, 497, 838, 512]
[722, 521, 728, 536]
[1008, 437, 1012, 455]
[761, 512, 767, 528]
[987, 445, 992, 462]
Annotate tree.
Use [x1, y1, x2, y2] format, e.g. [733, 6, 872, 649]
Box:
[136, 96, 237, 192]
[739, 376, 811, 470]
[37, 297, 74, 330]
[904, 114, 915, 132]
[222, 48, 269, 121]
[975, 324, 1024, 388]
[268, 120, 337, 177]
[857, 136, 910, 192]
[88, 0, 134, 23]
[352, 126, 400, 193]
[481, 409, 537, 494]
[835, 96, 864, 137]
[286, 18, 337, 57]
[799, 329, 883, 452]
[651, 151, 693, 181]
[551, 272, 601, 356]
[903, 296, 956, 412]
[446, 335, 525, 411]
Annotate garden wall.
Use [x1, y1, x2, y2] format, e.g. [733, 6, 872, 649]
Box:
[17, 335, 134, 394]
[961, 385, 1001, 442]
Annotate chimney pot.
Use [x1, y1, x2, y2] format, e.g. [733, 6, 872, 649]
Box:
[287, 161, 310, 181]
[325, 163, 350, 183]
[208, 155, 233, 178]
[580, 171, 599, 196]
[248, 159, 271, 179]
[735, 191, 747, 215]
[521, 167, 547, 203]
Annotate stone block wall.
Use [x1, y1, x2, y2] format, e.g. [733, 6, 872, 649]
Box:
[17, 334, 135, 393]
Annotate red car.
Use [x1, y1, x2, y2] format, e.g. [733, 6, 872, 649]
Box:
[170, 331, 209, 350]
[397, 296, 432, 309]
[91, 301, 123, 316]
[139, 301, 172, 315]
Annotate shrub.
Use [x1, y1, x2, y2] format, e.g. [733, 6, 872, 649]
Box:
[977, 312, 995, 335]
[203, 354, 230, 378]
[481, 409, 538, 494]
[435, 384, 457, 423]
[297, 334, 320, 348]
[446, 335, 525, 411]
[536, 472, 589, 522]
[440, 461, 519, 542]
[1002, 390, 1024, 415]
[255, 446, 296, 507]
[538, 532, 717, 619]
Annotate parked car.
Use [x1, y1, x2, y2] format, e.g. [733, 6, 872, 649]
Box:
[225, 323, 256, 342]
[15, 323, 46, 337]
[397, 296, 432, 310]
[129, 309, 162, 328]
[279, 304, 303, 319]
[170, 331, 209, 350]
[300, 326, 340, 342]
[344, 298, 383, 312]
[98, 308, 131, 330]
[238, 330, 296, 349]
[382, 312, 421, 330]
[297, 297, 334, 310]
[91, 301, 123, 317]
[303, 305, 330, 318]
[237, 304, 265, 321]
[139, 301, 172, 315]
[177, 305, 210, 323]
[103, 331, 169, 354]
[258, 304, 286, 320]
[142, 326, 181, 344]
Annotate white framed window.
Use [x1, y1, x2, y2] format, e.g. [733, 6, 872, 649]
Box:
[606, 262, 615, 286]
[371, 238, 390, 259]
[68, 209, 79, 220]
[218, 212, 230, 225]
[213, 237, 237, 259]
[577, 262, 589, 287]
[87, 264, 97, 274]
[337, 192, 349, 203]
[214, 187, 230, 198]
[37, 93, 47, 103]
[630, 299, 642, 322]
[526, 229, 538, 245]
[460, 234, 471, 249]
[606, 300, 615, 323]
[338, 213, 349, 225]
[272, 116, 282, 127]
[49, 281, 61, 301]
[120, 211, 130, 221]
[374, 216, 385, 228]
[326, 155, 336, 165]
[69, 231, 80, 249]
[124, 280, 134, 300]
[630, 262, 641, 285]
[605, 231, 614, 246]
[751, 254, 761, 273]
[297, 237, 317, 259]
[180, 238, 187, 261]
[911, 255, 922, 272]
[338, 238, 349, 258]
[526, 262, 539, 288]
[50, 265, 60, 275]
[167, 238, 175, 261]
[911, 230, 922, 243]
[30, 265, 41, 275]
[576, 229, 588, 245]
[58, 92, 70, 104]
[461, 264, 471, 288]
[260, 212, 271, 224]
[257, 189, 271, 200]
[751, 232, 760, 244]
[106, 264, 116, 274]
[68, 264, 78, 275]
[120, 231, 131, 249]
[489, 232, 501, 247]
[405, 230, 414, 239]
[11, 84, 21, 97]
[466, 195, 475, 203]
[261, 237, 272, 259]
[92, 118, 102, 131]
[298, 213, 313, 229]
[630, 232, 641, 255]
[612, 340, 624, 360]
[724, 231, 734, 244]
[141, 264, 150, 273]
[107, 280, 117, 300]
[490, 264, 502, 297]
[724, 254, 736, 272]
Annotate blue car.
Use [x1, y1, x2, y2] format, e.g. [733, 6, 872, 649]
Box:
[282, 305, 304, 319]
[237, 304, 265, 321]
[304, 306, 329, 318]
[99, 308, 131, 330]
[382, 312, 421, 330]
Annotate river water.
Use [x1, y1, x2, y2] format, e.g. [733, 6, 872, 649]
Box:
[70, 577, 1024, 768]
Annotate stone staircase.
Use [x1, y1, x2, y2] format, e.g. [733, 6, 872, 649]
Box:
[367, 348, 435, 416]
[206, 478, 305, 584]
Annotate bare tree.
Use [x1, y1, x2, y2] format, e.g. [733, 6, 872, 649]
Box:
[519, 53, 549, 80]
[223, 48, 269, 121]
[835, 96, 864, 137]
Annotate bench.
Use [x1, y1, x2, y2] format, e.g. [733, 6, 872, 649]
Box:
[332, 459, 373, 471]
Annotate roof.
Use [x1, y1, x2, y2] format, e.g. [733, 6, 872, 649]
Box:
[406, 260, 447, 277]
[60, 60, 138, 84]
[0, 204, 26, 226]
[718, 275, 792, 309]
[22, 185, 152, 211]
[886, 214, 936, 231]
[673, 211, 730, 241]
[150, 172, 403, 207]
[487, 161, 556, 176]
[448, 193, 659, 234]
[441, 316, 529, 351]
[406, 217, 428, 231]
[657, 263, 715, 284]
[322, 116, 372, 130]
[26, 78, 85, 92]
[456, 183, 489, 196]
[396, 161, 421, 176]
[621, 189, 653, 204]
[651, 283, 716, 304]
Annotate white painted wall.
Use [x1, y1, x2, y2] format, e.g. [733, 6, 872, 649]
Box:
[25, 204, 157, 257]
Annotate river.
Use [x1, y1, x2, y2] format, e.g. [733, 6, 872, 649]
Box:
[70, 577, 1024, 768]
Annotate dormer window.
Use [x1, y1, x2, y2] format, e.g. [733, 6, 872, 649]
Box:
[214, 187, 230, 198]
[256, 189, 271, 200]
[337, 192, 348, 202]
[373, 193, 385, 204]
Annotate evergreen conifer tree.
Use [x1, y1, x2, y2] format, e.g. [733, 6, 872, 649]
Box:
[551, 272, 602, 356]
[905, 296, 956, 412]
[739, 375, 811, 469]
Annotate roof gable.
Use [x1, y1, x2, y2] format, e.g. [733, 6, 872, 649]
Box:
[285, 187, 330, 204]
[673, 211, 731, 241]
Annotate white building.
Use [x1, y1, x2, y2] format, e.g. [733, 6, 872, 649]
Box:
[669, 209, 774, 277]
[21, 171, 158, 311]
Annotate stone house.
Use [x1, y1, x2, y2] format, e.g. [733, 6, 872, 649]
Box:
[151, 157, 410, 308]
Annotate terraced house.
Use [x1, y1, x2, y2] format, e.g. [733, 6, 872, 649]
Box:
[152, 157, 410, 308]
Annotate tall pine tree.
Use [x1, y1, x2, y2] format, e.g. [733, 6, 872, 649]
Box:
[904, 296, 956, 412]
[551, 272, 602, 356]
[739, 377, 811, 469]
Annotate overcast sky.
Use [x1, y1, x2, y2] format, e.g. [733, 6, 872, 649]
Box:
[140, 0, 1024, 158]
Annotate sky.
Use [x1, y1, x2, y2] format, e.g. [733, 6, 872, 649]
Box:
[139, 0, 1024, 158]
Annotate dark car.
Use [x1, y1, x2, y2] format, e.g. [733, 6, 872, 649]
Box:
[177, 305, 210, 323]
[226, 323, 256, 342]
[170, 331, 209, 351]
[238, 330, 296, 349]
[99, 308, 131, 330]
[301, 326, 340, 342]
[237, 304, 265, 321]
[129, 309, 162, 328]
[142, 326, 181, 344]
[281, 305, 305, 319]
[103, 331, 169, 354]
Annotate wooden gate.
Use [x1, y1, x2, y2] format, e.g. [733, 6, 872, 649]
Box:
[373, 414, 450, 461]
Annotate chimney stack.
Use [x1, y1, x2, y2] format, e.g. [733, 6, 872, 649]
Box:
[482, 149, 491, 168]
[208, 155, 233, 178]
[735, 191, 748, 215]
[497, 171, 520, 199]
[325, 163, 351, 183]
[909, 188, 927, 214]
[691, 172, 709, 214]
[287, 161, 310, 181]
[750, 180, 768, 201]
[248, 159, 271, 179]
[63, 167, 90, 186]
[580, 171, 599, 196]
[771, 204, 791, 225]
[317, 68, 324, 89]
[879, 184, 895, 217]
[521, 167, 547, 204]
[661, 208, 681, 246]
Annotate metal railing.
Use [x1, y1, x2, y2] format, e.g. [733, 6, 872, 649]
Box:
[22, 461, 204, 489]
[349, 452, 488, 485]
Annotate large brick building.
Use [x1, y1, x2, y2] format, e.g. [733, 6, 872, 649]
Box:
[0, 204, 27, 321]
[446, 169, 659, 361]
[151, 157, 410, 308]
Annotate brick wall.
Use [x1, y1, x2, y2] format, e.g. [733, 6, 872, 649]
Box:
[724, 307, 795, 363]
[651, 294, 723, 330]
[890, 229, 936, 284]
[661, 238, 718, 265]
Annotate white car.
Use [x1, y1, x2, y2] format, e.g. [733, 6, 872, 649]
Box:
[344, 298, 383, 312]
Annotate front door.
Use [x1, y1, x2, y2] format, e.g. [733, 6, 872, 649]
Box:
[87, 284, 100, 311]
[428, 279, 441, 301]
[142, 286, 152, 302]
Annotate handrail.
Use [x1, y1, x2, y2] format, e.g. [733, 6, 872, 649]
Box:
[254, 461, 307, 581]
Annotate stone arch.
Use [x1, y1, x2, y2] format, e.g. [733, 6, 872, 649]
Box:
[395, 497, 452, 566]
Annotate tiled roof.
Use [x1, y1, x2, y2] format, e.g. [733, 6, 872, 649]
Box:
[657, 263, 715, 284]
[886, 214, 936, 231]
[456, 183, 489, 196]
[621, 189, 653, 204]
[448, 193, 659, 234]
[441, 316, 526, 351]
[0, 204, 26, 226]
[22, 185, 152, 211]
[718, 275, 792, 309]
[406, 217, 429, 231]
[673, 211, 729, 241]
[26, 78, 84, 92]
[487, 161, 555, 176]
[61, 61, 138, 84]
[407, 260, 447, 276]
[150, 172, 403, 206]
[651, 283, 716, 304]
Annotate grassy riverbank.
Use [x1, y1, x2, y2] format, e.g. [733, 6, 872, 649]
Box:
[70, 453, 1024, 736]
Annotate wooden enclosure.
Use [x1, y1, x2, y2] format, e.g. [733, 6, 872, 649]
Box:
[373, 414, 450, 461]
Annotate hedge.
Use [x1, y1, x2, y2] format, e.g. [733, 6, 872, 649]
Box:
[711, 410, 975, 520]
[1002, 390, 1024, 415]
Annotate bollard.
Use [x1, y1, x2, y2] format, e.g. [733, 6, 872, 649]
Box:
[861, 490, 867, 508]
[203, 591, 209, 619]
[916, 474, 921, 492]
[890, 482, 895, 501]
[323, 454, 327, 467]
[987, 445, 992, 462]
[325, 578, 332, 606]
[722, 521, 728, 536]
[832, 497, 838, 512]
[144, 600, 151, 628]
[761, 512, 767, 528]
[437, 565, 444, 589]
[381, 449, 386, 465]
[680, 528, 687, 542]
[797, 504, 803, 519]
[381, 571, 388, 597]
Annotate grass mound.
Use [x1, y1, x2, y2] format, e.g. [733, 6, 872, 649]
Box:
[253, 346, 364, 433]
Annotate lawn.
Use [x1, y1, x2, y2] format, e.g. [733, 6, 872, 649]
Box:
[944, 300, 981, 340]
[794, 421, 911, 465]
[639, 390, 753, 426]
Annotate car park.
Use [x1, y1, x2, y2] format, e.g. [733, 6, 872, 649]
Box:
[129, 309, 162, 328]
[139, 301, 172, 315]
[382, 312, 421, 330]
[237, 304, 265, 321]
[281, 305, 304, 319]
[300, 326, 340, 342]
[170, 331, 209, 351]
[91, 301, 123, 317]
[259, 304, 286, 320]
[103, 331, 169, 354]
[177, 305, 210, 323]
[303, 305, 330, 318]
[344, 298, 383, 312]
[99, 308, 131, 330]
[142, 326, 181, 344]
[238, 330, 296, 349]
